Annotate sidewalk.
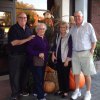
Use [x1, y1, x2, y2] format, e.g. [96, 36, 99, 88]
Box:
[0, 62, 100, 100]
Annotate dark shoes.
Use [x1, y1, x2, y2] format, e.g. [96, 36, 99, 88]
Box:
[61, 93, 68, 98]
[54, 91, 68, 98]
[54, 91, 63, 96]
[10, 97, 17, 100]
[10, 92, 29, 100]
[11, 98, 17, 100]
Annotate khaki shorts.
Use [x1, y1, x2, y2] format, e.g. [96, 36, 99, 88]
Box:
[72, 50, 96, 75]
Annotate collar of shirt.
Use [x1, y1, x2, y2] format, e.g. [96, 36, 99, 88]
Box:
[74, 21, 85, 28]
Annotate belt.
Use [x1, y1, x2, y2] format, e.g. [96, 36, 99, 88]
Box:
[9, 52, 26, 55]
[74, 50, 90, 52]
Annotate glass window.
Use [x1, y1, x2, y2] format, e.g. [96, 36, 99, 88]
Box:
[0, 11, 11, 39]
[18, 0, 47, 17]
[0, 11, 11, 56]
[0, 11, 10, 75]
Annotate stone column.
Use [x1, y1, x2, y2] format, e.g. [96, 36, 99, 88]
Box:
[53, 0, 70, 22]
[62, 0, 70, 22]
[75, 0, 88, 22]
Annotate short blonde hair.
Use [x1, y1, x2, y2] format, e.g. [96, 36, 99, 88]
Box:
[59, 21, 69, 28]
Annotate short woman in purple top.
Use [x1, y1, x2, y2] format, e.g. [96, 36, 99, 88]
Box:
[27, 23, 49, 100]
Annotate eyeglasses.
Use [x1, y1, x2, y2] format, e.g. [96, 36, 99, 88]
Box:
[18, 17, 27, 19]
[60, 27, 66, 28]
[38, 28, 45, 30]
[74, 16, 82, 18]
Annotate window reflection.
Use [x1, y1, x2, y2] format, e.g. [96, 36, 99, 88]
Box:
[0, 11, 11, 57]
[0, 11, 11, 27]
[0, 11, 10, 75]
[0, 11, 11, 39]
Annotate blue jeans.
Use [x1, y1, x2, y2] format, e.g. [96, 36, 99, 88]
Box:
[32, 66, 45, 99]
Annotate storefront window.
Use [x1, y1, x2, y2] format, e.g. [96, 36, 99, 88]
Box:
[0, 11, 11, 39]
[0, 11, 11, 75]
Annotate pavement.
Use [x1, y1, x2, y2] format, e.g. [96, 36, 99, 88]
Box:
[0, 61, 100, 100]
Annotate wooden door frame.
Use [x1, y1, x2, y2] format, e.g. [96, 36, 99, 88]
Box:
[88, 0, 92, 22]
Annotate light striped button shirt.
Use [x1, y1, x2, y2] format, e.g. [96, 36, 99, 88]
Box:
[69, 22, 97, 51]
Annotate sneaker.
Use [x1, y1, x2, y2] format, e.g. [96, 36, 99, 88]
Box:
[33, 93, 37, 97]
[33, 93, 47, 97]
[37, 98, 46, 100]
[84, 92, 91, 100]
[20, 92, 29, 96]
[44, 93, 47, 96]
[71, 90, 81, 100]
[10, 97, 17, 100]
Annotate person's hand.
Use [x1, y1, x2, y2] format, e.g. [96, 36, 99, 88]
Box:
[90, 49, 94, 55]
[52, 52, 57, 62]
[64, 60, 69, 67]
[39, 53, 44, 60]
[64, 57, 71, 67]
[27, 35, 35, 41]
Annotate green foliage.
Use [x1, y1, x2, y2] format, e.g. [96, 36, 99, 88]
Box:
[16, 1, 36, 21]
[30, 17, 35, 23]
[94, 41, 100, 61]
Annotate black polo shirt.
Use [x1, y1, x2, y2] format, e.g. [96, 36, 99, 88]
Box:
[8, 23, 32, 54]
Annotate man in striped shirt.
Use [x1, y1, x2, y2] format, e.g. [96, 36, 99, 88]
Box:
[70, 11, 97, 100]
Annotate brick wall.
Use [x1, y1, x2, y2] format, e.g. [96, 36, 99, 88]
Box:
[91, 0, 100, 40]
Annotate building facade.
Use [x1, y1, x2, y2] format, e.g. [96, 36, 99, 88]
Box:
[0, 0, 100, 75]
[48, 0, 100, 40]
[89, 0, 100, 40]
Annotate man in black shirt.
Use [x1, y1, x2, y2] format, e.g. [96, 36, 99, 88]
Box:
[8, 12, 34, 100]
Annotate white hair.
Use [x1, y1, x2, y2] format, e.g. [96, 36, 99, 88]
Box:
[35, 23, 47, 32]
[74, 11, 83, 16]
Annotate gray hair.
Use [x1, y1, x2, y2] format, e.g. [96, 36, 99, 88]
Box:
[35, 23, 47, 32]
[74, 11, 83, 17]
